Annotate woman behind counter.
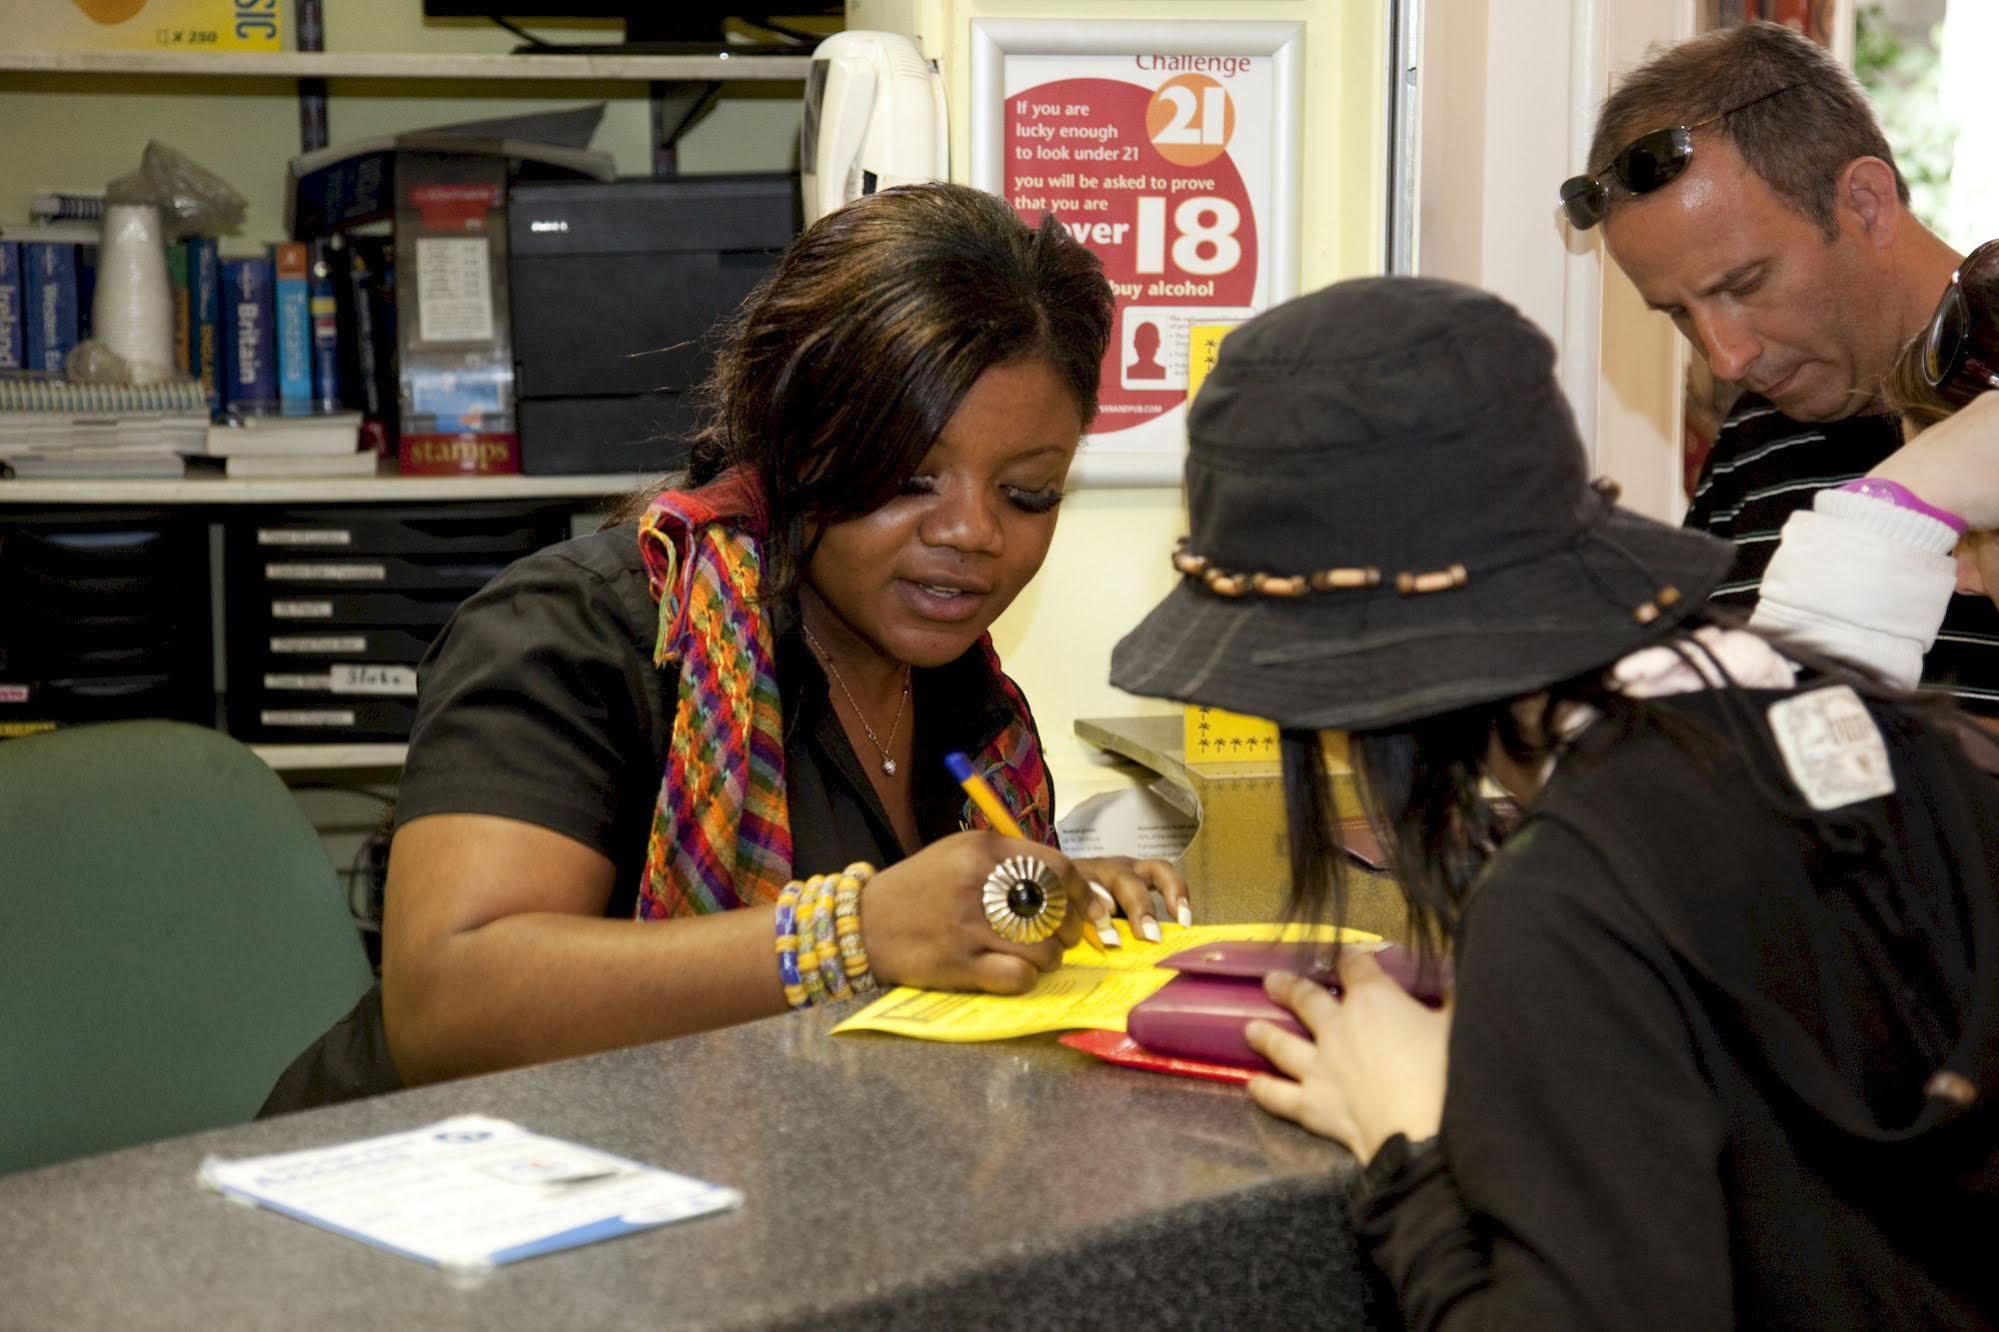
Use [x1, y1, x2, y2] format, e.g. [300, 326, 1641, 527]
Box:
[266, 183, 1185, 1111]
[1111, 276, 1999, 1327]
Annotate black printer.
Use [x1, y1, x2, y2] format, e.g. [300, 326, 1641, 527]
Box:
[506, 174, 799, 475]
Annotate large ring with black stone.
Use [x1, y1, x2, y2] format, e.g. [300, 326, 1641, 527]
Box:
[980, 854, 1067, 944]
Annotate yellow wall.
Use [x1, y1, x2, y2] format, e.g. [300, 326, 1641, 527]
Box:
[851, 0, 1391, 806]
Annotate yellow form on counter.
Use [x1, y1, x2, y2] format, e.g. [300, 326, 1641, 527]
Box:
[831, 921, 1375, 1042]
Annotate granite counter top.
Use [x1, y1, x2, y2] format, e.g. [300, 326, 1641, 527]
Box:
[0, 1003, 1379, 1329]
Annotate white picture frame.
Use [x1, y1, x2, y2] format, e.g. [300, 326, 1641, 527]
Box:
[971, 18, 1304, 488]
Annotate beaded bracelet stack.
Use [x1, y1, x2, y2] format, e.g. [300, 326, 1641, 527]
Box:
[774, 861, 878, 1010]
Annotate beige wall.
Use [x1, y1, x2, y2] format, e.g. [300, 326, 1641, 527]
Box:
[1415, 0, 1688, 525]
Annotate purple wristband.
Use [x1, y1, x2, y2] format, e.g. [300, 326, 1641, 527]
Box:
[1838, 477, 1967, 535]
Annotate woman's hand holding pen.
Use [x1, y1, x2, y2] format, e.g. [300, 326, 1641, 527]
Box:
[860, 830, 1095, 994]
[940, 751, 1193, 951]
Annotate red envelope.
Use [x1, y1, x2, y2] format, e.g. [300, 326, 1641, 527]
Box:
[1058, 1028, 1255, 1085]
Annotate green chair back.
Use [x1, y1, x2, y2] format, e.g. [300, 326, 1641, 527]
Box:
[0, 720, 373, 1174]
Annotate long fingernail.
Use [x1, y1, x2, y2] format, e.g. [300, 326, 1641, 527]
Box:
[1176, 902, 1192, 928]
[1140, 917, 1162, 943]
[1097, 921, 1122, 948]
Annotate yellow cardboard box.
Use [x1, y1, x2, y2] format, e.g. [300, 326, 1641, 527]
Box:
[9, 1, 286, 52]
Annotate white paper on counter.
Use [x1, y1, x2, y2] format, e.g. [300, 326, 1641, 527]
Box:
[199, 1114, 740, 1274]
[1056, 784, 1199, 861]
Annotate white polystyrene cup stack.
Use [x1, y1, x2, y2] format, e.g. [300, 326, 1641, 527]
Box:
[93, 203, 177, 383]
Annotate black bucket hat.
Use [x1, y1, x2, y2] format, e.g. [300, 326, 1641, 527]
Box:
[1110, 276, 1734, 732]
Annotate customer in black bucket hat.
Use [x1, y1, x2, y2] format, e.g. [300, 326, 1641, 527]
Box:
[1111, 276, 1731, 727]
[1112, 277, 1999, 1328]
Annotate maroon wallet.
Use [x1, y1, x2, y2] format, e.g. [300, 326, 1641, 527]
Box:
[1124, 941, 1446, 1071]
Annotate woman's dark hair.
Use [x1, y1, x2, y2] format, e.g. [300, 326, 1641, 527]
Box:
[614, 182, 1113, 595]
[1280, 614, 1958, 975]
[1280, 669, 1627, 974]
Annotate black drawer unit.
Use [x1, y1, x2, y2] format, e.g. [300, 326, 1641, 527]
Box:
[224, 503, 570, 743]
[0, 510, 213, 736]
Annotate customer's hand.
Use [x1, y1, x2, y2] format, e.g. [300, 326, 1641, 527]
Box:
[1244, 954, 1452, 1163]
[1070, 856, 1191, 943]
[860, 830, 1091, 994]
[1872, 392, 1999, 528]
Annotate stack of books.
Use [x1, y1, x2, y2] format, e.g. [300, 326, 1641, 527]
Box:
[0, 375, 208, 479]
[193, 410, 374, 478]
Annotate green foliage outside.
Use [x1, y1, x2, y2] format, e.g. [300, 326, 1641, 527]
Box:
[1855, 3, 1956, 234]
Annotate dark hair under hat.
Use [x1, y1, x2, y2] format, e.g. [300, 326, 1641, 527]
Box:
[1109, 276, 1733, 732]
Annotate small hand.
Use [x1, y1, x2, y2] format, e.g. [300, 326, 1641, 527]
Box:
[1244, 953, 1452, 1162]
[1069, 856, 1191, 946]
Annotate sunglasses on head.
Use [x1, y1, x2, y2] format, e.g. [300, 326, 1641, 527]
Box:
[1560, 84, 1800, 231]
[1921, 239, 1999, 405]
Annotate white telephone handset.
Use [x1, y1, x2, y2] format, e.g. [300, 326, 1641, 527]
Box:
[801, 31, 949, 226]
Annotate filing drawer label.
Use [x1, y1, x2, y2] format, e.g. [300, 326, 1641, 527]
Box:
[258, 528, 353, 547]
[272, 600, 334, 619]
[270, 635, 368, 654]
[266, 562, 387, 582]
[260, 710, 357, 727]
[331, 664, 418, 696]
[264, 673, 333, 691]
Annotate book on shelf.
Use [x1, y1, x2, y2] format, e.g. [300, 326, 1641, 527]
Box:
[167, 242, 191, 372]
[215, 451, 381, 480]
[0, 243, 19, 371]
[3, 450, 187, 480]
[201, 410, 363, 457]
[0, 374, 208, 414]
[0, 221, 100, 246]
[274, 242, 313, 416]
[307, 240, 342, 413]
[332, 234, 398, 455]
[185, 237, 222, 420]
[0, 414, 209, 460]
[5, 1, 285, 52]
[221, 257, 276, 418]
[22, 241, 79, 374]
[0, 374, 211, 465]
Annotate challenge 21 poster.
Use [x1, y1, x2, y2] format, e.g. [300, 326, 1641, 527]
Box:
[996, 42, 1286, 459]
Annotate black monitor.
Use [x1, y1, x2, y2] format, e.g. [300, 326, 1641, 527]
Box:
[419, 4, 841, 55]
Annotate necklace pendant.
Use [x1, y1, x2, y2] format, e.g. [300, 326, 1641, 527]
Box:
[882, 758, 897, 776]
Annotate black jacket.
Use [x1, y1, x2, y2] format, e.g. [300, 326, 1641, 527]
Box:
[1358, 685, 1999, 1328]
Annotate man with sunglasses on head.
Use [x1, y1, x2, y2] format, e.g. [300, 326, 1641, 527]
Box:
[1569, 22, 1999, 711]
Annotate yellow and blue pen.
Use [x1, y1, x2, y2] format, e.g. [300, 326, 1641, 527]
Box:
[945, 751, 1026, 839]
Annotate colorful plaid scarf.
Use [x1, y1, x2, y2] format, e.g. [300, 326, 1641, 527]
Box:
[635, 469, 1055, 921]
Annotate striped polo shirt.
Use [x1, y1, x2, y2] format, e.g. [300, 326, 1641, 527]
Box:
[1684, 393, 1999, 714]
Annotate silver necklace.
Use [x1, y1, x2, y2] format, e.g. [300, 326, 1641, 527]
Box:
[801, 625, 911, 776]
